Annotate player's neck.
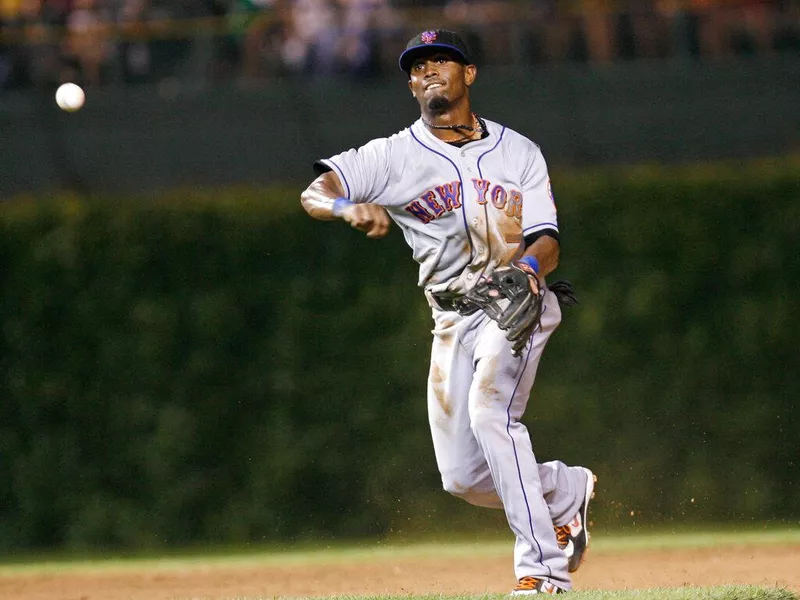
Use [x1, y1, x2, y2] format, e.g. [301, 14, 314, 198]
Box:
[421, 106, 481, 143]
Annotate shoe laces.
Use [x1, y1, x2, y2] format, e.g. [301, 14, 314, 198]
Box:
[554, 524, 570, 549]
[515, 576, 541, 591]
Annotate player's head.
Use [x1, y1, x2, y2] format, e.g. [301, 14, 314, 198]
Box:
[400, 30, 477, 113]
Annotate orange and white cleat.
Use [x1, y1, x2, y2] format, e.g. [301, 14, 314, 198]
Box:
[555, 467, 597, 573]
[511, 576, 566, 595]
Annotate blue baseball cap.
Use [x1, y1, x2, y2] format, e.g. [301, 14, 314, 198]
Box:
[398, 29, 473, 74]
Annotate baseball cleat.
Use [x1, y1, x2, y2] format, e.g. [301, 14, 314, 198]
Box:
[555, 467, 596, 573]
[511, 576, 566, 595]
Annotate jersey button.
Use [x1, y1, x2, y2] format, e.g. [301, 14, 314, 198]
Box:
[466, 273, 474, 280]
[472, 218, 478, 225]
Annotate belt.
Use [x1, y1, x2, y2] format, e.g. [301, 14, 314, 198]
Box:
[429, 292, 481, 316]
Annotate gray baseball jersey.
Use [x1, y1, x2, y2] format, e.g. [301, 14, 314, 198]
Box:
[316, 117, 589, 589]
[316, 117, 557, 295]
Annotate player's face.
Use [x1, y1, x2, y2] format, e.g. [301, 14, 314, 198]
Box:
[407, 52, 476, 113]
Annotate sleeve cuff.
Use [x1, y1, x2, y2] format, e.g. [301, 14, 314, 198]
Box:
[524, 228, 560, 248]
[313, 161, 333, 176]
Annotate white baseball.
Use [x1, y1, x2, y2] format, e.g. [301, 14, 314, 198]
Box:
[55, 83, 86, 112]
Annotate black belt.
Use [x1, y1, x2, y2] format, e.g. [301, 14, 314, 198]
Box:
[430, 293, 481, 316]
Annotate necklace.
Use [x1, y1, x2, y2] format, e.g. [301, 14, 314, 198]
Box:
[422, 112, 486, 137]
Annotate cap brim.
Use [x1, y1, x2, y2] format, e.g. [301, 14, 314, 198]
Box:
[398, 44, 469, 73]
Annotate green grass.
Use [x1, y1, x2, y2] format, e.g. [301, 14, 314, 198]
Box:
[1, 526, 798, 575]
[589, 528, 800, 553]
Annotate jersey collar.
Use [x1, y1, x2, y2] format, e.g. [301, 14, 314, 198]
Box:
[413, 117, 493, 152]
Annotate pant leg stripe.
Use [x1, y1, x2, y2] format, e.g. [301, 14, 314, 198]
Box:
[504, 308, 551, 579]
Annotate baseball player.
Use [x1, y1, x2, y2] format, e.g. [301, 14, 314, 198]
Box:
[301, 29, 595, 595]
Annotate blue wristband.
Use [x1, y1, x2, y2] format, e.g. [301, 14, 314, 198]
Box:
[518, 256, 540, 274]
[332, 197, 354, 217]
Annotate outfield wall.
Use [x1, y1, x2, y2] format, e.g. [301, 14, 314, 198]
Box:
[1, 57, 799, 199]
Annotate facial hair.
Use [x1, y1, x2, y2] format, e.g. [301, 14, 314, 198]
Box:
[427, 95, 450, 113]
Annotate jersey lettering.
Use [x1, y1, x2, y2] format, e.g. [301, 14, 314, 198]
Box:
[472, 178, 490, 205]
[490, 185, 507, 210]
[420, 190, 445, 217]
[485, 183, 522, 221]
[405, 181, 462, 223]
[405, 179, 525, 224]
[404, 200, 436, 224]
[435, 181, 462, 211]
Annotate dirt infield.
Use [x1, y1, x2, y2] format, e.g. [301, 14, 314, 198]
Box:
[2, 545, 798, 600]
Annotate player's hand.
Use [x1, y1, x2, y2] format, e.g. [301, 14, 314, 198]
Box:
[513, 260, 540, 295]
[341, 203, 391, 239]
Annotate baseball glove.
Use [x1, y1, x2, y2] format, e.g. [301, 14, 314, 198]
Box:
[463, 264, 546, 357]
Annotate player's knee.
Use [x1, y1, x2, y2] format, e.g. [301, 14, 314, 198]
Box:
[442, 470, 474, 497]
[441, 479, 474, 502]
[442, 479, 500, 508]
[441, 472, 502, 508]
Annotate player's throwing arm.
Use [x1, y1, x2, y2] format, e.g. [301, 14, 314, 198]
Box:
[301, 171, 391, 239]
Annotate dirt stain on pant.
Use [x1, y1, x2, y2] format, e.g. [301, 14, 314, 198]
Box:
[430, 362, 452, 417]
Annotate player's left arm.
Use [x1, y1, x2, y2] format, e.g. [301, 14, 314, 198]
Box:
[516, 139, 561, 290]
[520, 235, 559, 278]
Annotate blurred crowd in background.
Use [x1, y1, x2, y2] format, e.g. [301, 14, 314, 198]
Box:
[0, 0, 799, 89]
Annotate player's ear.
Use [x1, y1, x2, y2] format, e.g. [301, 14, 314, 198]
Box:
[464, 64, 477, 86]
[408, 79, 415, 97]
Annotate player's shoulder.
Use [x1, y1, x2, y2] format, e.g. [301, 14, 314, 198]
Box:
[486, 119, 542, 153]
[388, 124, 417, 147]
